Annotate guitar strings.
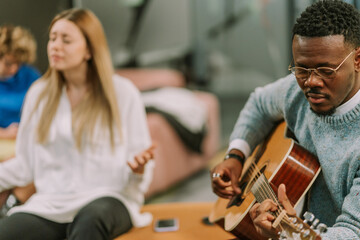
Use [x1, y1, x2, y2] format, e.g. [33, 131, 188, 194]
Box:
[246, 161, 293, 228]
[239, 138, 294, 229]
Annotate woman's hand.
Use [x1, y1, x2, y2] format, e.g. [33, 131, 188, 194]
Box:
[0, 123, 18, 140]
[127, 144, 156, 174]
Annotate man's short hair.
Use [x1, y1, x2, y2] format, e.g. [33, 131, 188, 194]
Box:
[293, 0, 360, 47]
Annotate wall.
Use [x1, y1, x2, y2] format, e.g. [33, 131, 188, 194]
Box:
[74, 0, 191, 67]
[0, 0, 314, 89]
[0, 0, 72, 73]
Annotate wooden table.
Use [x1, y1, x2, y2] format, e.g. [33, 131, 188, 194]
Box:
[0, 139, 15, 161]
[115, 202, 235, 240]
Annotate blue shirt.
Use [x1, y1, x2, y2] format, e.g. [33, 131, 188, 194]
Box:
[0, 65, 41, 128]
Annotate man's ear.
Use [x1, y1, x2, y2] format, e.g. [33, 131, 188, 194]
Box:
[354, 48, 360, 72]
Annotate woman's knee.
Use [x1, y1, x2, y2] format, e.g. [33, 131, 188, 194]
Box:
[74, 197, 119, 225]
[69, 197, 132, 239]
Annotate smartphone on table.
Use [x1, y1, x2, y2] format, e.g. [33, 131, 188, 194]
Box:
[153, 218, 179, 232]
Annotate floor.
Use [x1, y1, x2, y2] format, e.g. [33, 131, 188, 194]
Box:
[146, 70, 272, 205]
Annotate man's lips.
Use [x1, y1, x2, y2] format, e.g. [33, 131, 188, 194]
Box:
[305, 91, 329, 104]
[307, 92, 326, 98]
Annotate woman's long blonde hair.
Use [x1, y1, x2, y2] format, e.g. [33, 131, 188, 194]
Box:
[33, 8, 122, 150]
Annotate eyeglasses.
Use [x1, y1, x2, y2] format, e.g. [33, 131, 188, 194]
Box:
[288, 50, 355, 82]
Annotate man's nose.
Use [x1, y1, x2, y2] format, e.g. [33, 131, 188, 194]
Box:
[305, 70, 324, 87]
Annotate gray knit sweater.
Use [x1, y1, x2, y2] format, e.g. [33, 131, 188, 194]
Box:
[230, 74, 360, 239]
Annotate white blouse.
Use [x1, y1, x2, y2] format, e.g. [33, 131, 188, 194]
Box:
[0, 74, 154, 227]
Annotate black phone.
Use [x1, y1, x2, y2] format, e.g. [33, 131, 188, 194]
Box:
[153, 218, 179, 232]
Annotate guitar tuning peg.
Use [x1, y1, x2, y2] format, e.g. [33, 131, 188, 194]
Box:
[316, 223, 328, 233]
[287, 216, 297, 224]
[311, 218, 319, 229]
[278, 230, 288, 240]
[303, 211, 315, 224]
[301, 229, 311, 238]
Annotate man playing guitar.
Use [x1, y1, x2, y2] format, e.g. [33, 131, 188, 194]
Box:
[211, 1, 360, 239]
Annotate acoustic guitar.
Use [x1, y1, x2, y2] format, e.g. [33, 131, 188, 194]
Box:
[209, 122, 322, 239]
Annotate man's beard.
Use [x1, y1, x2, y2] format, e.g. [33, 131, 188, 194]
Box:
[310, 106, 336, 116]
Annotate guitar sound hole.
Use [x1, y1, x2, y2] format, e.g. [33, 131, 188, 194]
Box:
[227, 191, 246, 207]
[227, 161, 269, 208]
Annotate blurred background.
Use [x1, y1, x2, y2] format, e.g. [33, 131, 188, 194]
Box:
[0, 0, 316, 143]
[2, 0, 359, 203]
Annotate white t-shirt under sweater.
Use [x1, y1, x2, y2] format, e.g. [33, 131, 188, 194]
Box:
[0, 75, 154, 227]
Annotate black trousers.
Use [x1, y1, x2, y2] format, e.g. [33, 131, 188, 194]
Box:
[0, 197, 133, 240]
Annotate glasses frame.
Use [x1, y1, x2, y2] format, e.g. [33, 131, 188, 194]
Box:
[288, 49, 356, 81]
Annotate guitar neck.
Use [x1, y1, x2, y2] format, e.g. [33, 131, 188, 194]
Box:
[250, 173, 321, 240]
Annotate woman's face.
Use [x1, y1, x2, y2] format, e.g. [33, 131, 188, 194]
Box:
[0, 54, 19, 80]
[47, 19, 91, 73]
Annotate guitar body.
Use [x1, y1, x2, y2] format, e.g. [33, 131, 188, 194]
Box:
[209, 122, 321, 240]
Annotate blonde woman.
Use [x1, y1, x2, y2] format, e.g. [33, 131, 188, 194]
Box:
[0, 24, 40, 139]
[0, 8, 154, 239]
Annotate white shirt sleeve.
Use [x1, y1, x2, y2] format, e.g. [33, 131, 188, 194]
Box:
[227, 138, 251, 159]
[114, 75, 153, 206]
[0, 81, 44, 191]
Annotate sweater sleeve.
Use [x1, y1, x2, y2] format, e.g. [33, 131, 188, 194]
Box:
[320, 168, 360, 239]
[229, 75, 293, 153]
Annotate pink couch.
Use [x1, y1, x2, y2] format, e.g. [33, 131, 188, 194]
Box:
[116, 69, 220, 198]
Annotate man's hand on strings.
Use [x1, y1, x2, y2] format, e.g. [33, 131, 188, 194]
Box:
[249, 184, 297, 238]
[210, 157, 243, 199]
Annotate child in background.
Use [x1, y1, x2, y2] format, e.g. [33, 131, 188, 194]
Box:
[0, 24, 40, 216]
[0, 24, 41, 139]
